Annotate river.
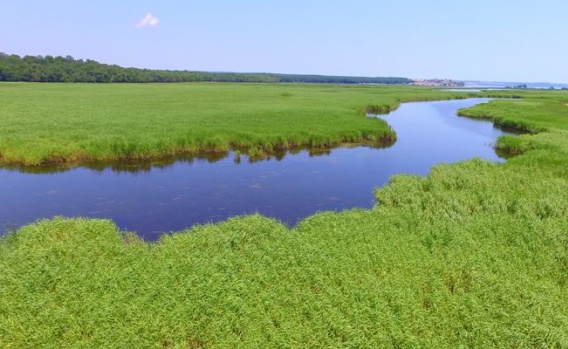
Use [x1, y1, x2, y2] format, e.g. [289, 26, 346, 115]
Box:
[0, 98, 513, 240]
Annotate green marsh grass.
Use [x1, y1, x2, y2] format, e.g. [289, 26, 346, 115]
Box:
[0, 83, 473, 166]
[1, 86, 567, 347]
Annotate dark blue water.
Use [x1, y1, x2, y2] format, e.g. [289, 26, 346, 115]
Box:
[0, 98, 513, 240]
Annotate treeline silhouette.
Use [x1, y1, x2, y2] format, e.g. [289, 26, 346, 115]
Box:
[0, 53, 412, 84]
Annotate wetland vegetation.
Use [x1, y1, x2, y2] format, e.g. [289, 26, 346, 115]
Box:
[0, 84, 567, 347]
[0, 83, 487, 167]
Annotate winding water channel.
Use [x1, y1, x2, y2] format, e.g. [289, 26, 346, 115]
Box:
[0, 98, 513, 240]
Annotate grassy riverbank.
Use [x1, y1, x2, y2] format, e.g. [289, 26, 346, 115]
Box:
[1, 87, 567, 347]
[0, 83, 480, 166]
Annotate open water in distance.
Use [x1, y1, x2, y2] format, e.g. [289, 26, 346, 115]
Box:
[0, 98, 514, 240]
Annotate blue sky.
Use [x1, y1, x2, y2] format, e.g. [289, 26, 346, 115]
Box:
[2, 0, 567, 82]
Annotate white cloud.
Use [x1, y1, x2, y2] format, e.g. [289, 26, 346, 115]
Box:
[136, 12, 159, 28]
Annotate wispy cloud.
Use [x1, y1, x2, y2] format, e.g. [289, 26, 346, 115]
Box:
[136, 12, 159, 28]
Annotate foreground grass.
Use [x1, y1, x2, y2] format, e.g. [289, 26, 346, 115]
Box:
[1, 88, 567, 347]
[0, 83, 476, 166]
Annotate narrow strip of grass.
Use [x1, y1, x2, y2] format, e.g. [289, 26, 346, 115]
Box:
[0, 83, 479, 166]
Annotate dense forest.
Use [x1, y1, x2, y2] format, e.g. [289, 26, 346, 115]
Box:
[0, 53, 412, 84]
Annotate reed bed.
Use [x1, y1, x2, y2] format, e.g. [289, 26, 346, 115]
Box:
[1, 86, 567, 347]
[1, 83, 476, 166]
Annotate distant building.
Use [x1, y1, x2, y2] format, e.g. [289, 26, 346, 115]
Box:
[412, 79, 465, 87]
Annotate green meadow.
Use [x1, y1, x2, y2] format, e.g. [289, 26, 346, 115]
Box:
[0, 83, 480, 166]
[1, 84, 567, 347]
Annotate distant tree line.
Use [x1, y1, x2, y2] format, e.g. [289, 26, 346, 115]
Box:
[505, 84, 528, 89]
[269, 74, 412, 84]
[0, 53, 412, 84]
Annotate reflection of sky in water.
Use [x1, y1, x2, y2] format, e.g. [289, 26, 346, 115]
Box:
[0, 98, 512, 240]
